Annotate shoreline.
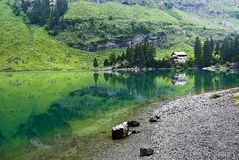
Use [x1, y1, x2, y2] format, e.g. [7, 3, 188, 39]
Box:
[98, 88, 239, 159]
[0, 67, 197, 73]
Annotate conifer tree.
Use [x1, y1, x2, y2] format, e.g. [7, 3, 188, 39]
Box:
[209, 38, 215, 56]
[220, 38, 231, 63]
[202, 38, 212, 67]
[56, 0, 68, 16]
[103, 58, 109, 67]
[194, 37, 202, 68]
[29, 0, 50, 25]
[215, 42, 221, 56]
[109, 53, 116, 65]
[93, 58, 98, 68]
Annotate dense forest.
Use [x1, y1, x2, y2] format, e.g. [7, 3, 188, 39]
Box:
[99, 43, 171, 68]
[194, 36, 239, 68]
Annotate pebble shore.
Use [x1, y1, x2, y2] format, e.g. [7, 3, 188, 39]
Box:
[99, 88, 239, 160]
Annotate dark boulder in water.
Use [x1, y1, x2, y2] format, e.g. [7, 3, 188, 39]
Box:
[112, 122, 129, 140]
[127, 120, 140, 127]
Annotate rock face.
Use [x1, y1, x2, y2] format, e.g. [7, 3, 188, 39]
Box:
[140, 147, 154, 157]
[127, 120, 140, 127]
[122, 0, 136, 5]
[83, 33, 167, 52]
[112, 122, 129, 139]
[170, 0, 207, 11]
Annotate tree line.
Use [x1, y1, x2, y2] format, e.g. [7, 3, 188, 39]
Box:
[94, 35, 239, 69]
[11, 0, 68, 29]
[93, 42, 172, 68]
[194, 36, 239, 68]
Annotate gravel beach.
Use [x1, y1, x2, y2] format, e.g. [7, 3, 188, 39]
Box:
[99, 88, 239, 160]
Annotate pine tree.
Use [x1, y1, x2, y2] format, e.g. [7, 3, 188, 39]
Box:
[29, 0, 50, 25]
[48, 8, 55, 29]
[209, 38, 215, 56]
[194, 37, 202, 68]
[148, 44, 156, 63]
[234, 36, 239, 61]
[215, 42, 220, 56]
[220, 38, 231, 63]
[103, 58, 109, 67]
[56, 0, 68, 16]
[121, 52, 126, 61]
[232, 36, 239, 62]
[202, 38, 212, 67]
[126, 46, 133, 66]
[109, 53, 116, 65]
[93, 58, 98, 68]
[137, 44, 145, 67]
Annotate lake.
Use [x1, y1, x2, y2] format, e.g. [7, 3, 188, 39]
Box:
[0, 70, 239, 159]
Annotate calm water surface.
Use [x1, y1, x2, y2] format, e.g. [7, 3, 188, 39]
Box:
[0, 70, 239, 159]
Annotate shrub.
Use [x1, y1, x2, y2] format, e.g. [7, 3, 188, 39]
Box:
[210, 94, 221, 99]
[225, 62, 231, 68]
[108, 15, 113, 20]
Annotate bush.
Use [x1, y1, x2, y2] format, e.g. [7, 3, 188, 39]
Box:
[225, 62, 231, 68]
[11, 1, 21, 16]
[108, 15, 113, 20]
[210, 94, 221, 99]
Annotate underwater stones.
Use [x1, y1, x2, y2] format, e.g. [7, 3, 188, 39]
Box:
[112, 122, 129, 140]
[127, 120, 140, 127]
[140, 147, 154, 157]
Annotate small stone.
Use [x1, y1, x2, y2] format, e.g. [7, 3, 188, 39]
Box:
[140, 147, 154, 157]
[127, 120, 140, 127]
[132, 129, 140, 134]
[149, 116, 159, 123]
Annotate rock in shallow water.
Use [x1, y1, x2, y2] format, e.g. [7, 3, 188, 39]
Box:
[112, 122, 129, 140]
[127, 120, 140, 127]
[140, 147, 154, 157]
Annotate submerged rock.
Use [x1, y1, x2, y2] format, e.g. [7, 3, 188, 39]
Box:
[127, 120, 140, 127]
[112, 122, 129, 140]
[140, 147, 154, 157]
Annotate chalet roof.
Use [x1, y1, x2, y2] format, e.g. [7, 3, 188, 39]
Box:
[171, 51, 187, 56]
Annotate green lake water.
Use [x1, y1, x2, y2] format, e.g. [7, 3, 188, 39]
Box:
[0, 70, 239, 159]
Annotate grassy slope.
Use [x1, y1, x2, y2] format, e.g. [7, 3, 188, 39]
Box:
[0, 0, 119, 71]
[65, 1, 177, 22]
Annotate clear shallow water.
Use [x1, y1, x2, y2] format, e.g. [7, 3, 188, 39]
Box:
[0, 70, 239, 159]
